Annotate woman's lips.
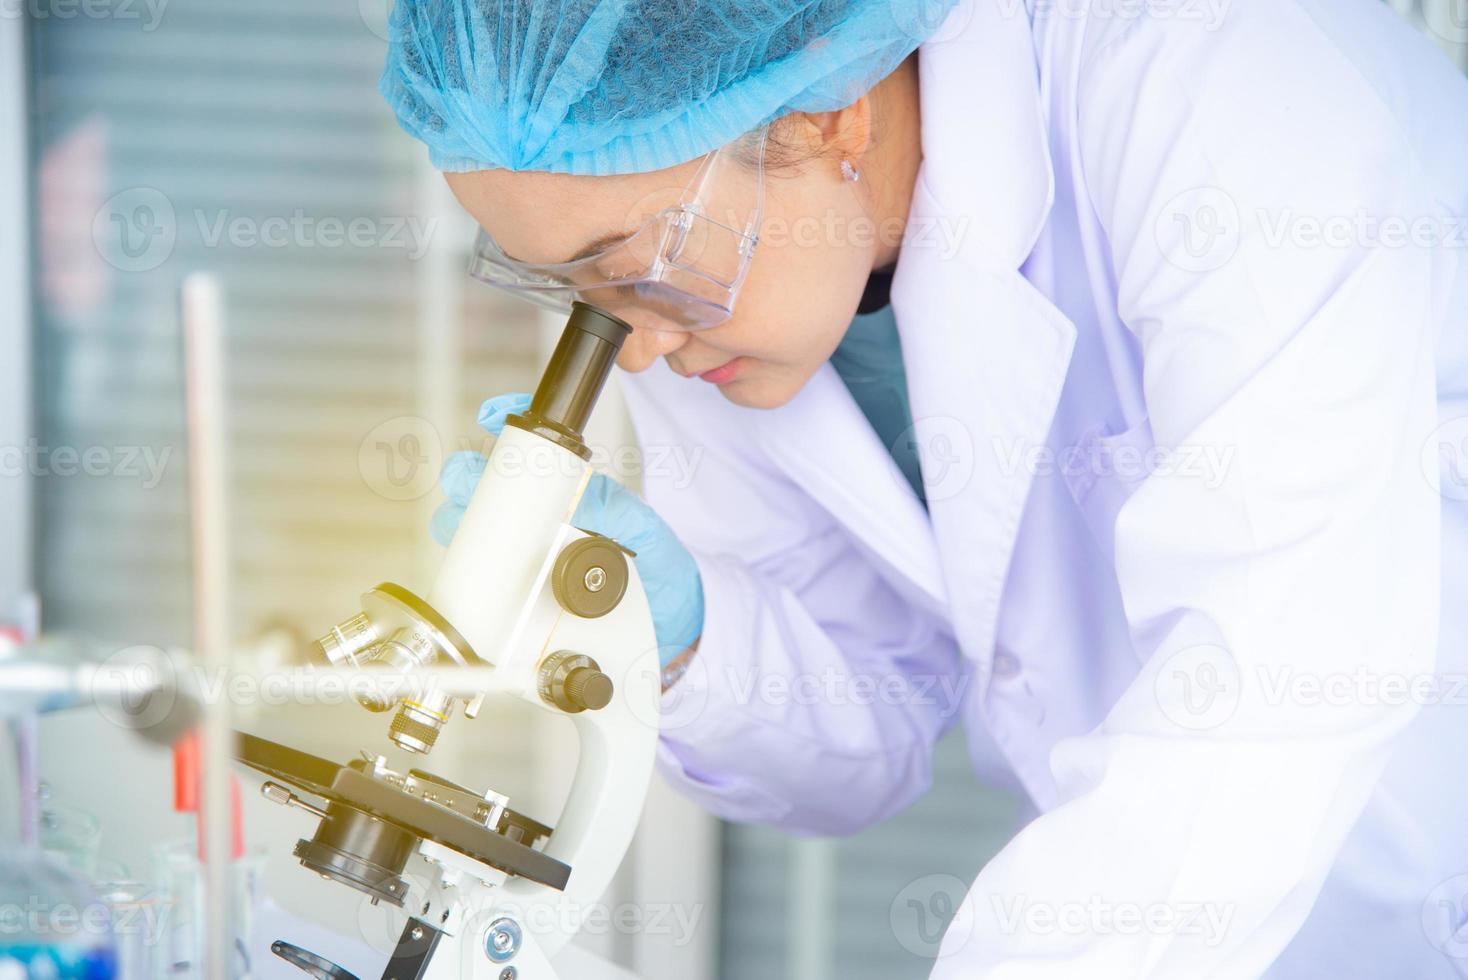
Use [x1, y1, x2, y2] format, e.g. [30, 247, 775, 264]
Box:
[697, 358, 743, 385]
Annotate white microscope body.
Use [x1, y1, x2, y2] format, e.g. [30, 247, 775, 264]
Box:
[253, 304, 662, 980]
[418, 414, 661, 979]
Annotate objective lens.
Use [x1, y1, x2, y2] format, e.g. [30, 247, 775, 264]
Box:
[388, 698, 450, 755]
[351, 628, 439, 713]
[315, 613, 378, 668]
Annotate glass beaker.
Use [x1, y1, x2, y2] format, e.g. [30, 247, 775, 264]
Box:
[0, 846, 117, 979]
[93, 882, 162, 980]
[149, 842, 262, 979]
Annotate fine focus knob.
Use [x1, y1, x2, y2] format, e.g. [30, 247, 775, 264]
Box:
[564, 666, 613, 712]
[537, 652, 614, 714]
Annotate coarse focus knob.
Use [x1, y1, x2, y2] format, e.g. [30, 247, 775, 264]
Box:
[537, 652, 614, 714]
[563, 666, 613, 712]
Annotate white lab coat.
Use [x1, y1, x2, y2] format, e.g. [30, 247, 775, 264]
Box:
[620, 0, 1468, 976]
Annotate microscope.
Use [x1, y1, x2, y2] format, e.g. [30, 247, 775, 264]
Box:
[235, 303, 662, 980]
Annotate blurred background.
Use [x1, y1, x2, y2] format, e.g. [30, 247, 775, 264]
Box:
[0, 1, 1463, 978]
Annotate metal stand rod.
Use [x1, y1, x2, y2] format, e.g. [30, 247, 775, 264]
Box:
[183, 273, 235, 980]
[9, 594, 41, 848]
[8, 715, 38, 848]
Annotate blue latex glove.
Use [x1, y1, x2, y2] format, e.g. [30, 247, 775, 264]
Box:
[432, 393, 705, 667]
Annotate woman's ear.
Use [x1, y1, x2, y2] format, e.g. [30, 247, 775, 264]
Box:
[813, 98, 874, 160]
[781, 99, 875, 175]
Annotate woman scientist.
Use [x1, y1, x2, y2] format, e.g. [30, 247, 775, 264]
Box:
[382, 0, 1468, 976]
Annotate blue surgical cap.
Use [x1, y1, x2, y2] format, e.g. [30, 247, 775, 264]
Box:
[380, 0, 960, 175]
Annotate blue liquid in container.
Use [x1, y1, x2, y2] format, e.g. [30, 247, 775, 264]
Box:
[0, 944, 116, 979]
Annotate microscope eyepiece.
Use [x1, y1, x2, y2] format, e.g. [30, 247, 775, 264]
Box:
[507, 303, 633, 460]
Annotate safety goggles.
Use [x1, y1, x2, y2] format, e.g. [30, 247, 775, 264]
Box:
[467, 127, 767, 331]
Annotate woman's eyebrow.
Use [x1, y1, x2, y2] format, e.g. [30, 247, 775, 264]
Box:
[564, 230, 630, 263]
[494, 228, 627, 264]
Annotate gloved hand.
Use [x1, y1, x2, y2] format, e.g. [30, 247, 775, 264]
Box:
[432, 393, 705, 668]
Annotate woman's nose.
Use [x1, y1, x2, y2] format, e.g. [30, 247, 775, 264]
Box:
[617, 321, 689, 372]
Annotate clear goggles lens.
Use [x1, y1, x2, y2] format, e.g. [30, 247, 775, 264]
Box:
[467, 128, 767, 331]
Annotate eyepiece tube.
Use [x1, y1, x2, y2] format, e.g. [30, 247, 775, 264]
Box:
[507, 303, 632, 458]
